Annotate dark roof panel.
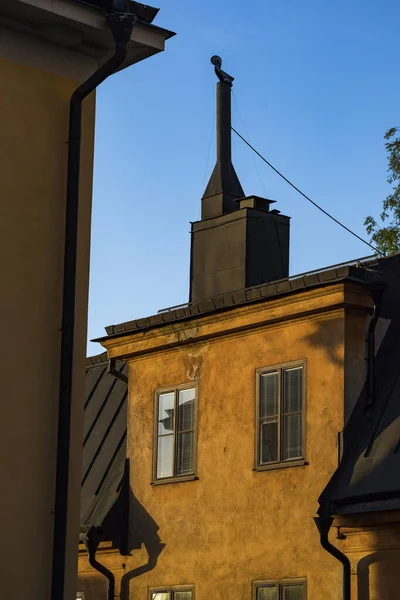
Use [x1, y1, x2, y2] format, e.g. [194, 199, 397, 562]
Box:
[318, 254, 400, 515]
[80, 354, 128, 538]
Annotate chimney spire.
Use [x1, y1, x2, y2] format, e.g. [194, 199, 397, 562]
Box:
[201, 56, 244, 220]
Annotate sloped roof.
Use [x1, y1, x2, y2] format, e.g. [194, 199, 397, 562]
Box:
[80, 353, 128, 539]
[95, 255, 378, 341]
[318, 254, 400, 516]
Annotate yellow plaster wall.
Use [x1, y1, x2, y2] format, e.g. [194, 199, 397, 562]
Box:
[90, 282, 372, 599]
[0, 55, 95, 599]
[337, 515, 400, 600]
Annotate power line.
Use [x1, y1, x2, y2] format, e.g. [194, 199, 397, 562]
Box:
[232, 126, 383, 256]
[232, 91, 268, 198]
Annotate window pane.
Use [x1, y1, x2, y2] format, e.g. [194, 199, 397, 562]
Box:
[178, 388, 195, 431]
[260, 372, 279, 417]
[177, 431, 194, 475]
[157, 435, 174, 478]
[282, 413, 302, 460]
[158, 393, 175, 435]
[282, 584, 304, 600]
[151, 594, 170, 600]
[174, 591, 193, 600]
[256, 586, 279, 600]
[283, 367, 302, 414]
[260, 419, 278, 463]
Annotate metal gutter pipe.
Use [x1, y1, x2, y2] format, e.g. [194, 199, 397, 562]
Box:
[51, 6, 136, 599]
[108, 357, 128, 384]
[314, 516, 351, 600]
[80, 530, 115, 600]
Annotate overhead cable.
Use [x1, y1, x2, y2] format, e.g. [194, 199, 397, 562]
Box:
[232, 126, 382, 256]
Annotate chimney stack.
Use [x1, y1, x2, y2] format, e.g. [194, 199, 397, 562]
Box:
[201, 56, 244, 219]
[190, 57, 290, 303]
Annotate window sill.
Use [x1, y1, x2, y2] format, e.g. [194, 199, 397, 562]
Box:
[254, 459, 308, 472]
[151, 474, 198, 486]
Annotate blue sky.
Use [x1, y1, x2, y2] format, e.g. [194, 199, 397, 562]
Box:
[87, 0, 400, 353]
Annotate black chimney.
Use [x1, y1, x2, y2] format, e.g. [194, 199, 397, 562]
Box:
[190, 57, 290, 303]
[201, 57, 244, 219]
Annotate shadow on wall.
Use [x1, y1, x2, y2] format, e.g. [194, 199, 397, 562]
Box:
[120, 488, 166, 600]
[357, 549, 400, 600]
[303, 316, 344, 368]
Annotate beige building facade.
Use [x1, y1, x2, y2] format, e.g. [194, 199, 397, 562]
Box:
[0, 1, 173, 598]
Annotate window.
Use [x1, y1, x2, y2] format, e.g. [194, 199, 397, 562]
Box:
[76, 594, 84, 600]
[256, 362, 305, 468]
[149, 587, 194, 599]
[254, 580, 306, 600]
[154, 384, 197, 482]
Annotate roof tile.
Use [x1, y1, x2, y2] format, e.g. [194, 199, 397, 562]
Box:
[149, 314, 164, 326]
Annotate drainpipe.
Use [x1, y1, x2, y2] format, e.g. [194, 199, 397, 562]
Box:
[51, 5, 136, 599]
[314, 516, 351, 600]
[79, 529, 115, 600]
[108, 357, 128, 384]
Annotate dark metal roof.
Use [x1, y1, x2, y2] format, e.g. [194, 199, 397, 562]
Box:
[71, 0, 160, 23]
[80, 353, 128, 544]
[94, 255, 378, 342]
[318, 254, 400, 516]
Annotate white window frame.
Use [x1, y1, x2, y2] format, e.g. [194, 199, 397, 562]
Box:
[152, 383, 198, 485]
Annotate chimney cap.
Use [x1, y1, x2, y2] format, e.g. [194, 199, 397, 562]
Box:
[211, 55, 234, 86]
[234, 195, 276, 212]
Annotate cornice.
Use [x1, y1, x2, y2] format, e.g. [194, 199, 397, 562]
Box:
[101, 281, 372, 361]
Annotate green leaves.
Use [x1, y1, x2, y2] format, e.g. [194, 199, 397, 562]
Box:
[364, 128, 400, 256]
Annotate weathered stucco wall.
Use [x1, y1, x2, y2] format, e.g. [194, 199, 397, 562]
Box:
[0, 52, 95, 599]
[337, 513, 400, 600]
[87, 281, 372, 598]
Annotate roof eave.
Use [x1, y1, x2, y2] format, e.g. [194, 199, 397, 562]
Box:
[93, 271, 371, 344]
[2, 0, 175, 73]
